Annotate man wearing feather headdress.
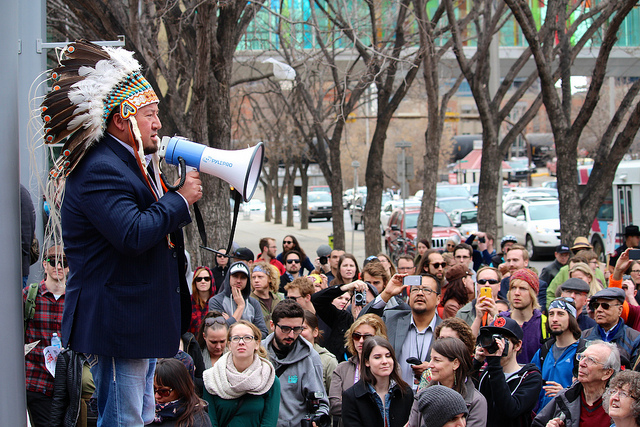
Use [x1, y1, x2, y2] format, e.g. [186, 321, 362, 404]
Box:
[42, 41, 202, 426]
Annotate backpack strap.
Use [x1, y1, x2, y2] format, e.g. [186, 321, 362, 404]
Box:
[24, 283, 39, 334]
[541, 314, 549, 340]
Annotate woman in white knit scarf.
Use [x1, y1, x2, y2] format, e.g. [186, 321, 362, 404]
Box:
[202, 320, 280, 427]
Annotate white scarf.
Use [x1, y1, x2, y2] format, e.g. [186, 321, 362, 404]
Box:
[203, 352, 275, 400]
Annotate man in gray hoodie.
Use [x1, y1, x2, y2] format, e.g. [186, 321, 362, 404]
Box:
[263, 299, 330, 427]
[208, 261, 268, 337]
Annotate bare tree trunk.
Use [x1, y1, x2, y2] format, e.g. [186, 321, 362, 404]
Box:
[299, 160, 310, 230]
[286, 163, 297, 227]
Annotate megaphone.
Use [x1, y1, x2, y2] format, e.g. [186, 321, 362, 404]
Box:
[158, 136, 264, 202]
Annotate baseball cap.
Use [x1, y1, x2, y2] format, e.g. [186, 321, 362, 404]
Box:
[480, 315, 524, 341]
[229, 262, 250, 277]
[555, 244, 570, 254]
[232, 247, 254, 262]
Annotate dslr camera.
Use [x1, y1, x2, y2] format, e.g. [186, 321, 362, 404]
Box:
[301, 391, 329, 427]
[319, 255, 328, 265]
[478, 331, 509, 357]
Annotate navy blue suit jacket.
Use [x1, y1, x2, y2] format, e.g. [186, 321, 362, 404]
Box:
[61, 135, 192, 359]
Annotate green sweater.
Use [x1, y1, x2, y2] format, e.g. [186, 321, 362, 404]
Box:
[203, 377, 280, 427]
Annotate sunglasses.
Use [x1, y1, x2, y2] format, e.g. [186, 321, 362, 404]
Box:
[477, 279, 500, 285]
[352, 332, 374, 341]
[589, 301, 621, 311]
[286, 259, 301, 264]
[205, 316, 227, 326]
[430, 262, 446, 269]
[275, 324, 304, 334]
[283, 240, 294, 244]
[47, 257, 68, 268]
[154, 387, 173, 398]
[195, 276, 211, 282]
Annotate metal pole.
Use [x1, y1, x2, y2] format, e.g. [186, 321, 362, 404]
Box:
[351, 161, 359, 253]
[2, 0, 28, 423]
[401, 148, 407, 240]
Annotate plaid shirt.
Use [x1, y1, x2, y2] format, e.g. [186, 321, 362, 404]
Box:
[189, 294, 210, 335]
[24, 281, 65, 396]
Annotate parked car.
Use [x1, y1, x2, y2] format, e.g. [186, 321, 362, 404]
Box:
[283, 195, 302, 211]
[504, 157, 537, 182]
[343, 186, 367, 209]
[450, 208, 478, 239]
[384, 207, 461, 257]
[307, 191, 332, 221]
[242, 198, 266, 211]
[503, 199, 561, 260]
[415, 184, 472, 201]
[436, 197, 476, 215]
[350, 192, 392, 230]
[380, 199, 422, 234]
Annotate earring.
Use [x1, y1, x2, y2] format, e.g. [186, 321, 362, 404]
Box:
[454, 375, 457, 386]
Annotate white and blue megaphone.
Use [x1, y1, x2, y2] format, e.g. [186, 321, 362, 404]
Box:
[158, 136, 264, 202]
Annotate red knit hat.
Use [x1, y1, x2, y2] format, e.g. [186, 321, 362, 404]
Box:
[509, 268, 539, 294]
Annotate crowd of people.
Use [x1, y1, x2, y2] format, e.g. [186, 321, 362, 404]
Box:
[25, 228, 640, 427]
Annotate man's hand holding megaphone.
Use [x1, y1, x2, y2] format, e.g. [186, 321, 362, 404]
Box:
[177, 170, 203, 205]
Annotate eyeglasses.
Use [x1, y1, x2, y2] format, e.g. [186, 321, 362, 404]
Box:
[397, 266, 414, 272]
[47, 257, 68, 268]
[611, 388, 633, 399]
[205, 316, 227, 326]
[589, 301, 621, 311]
[430, 262, 446, 269]
[275, 324, 304, 334]
[410, 286, 439, 295]
[352, 332, 374, 342]
[477, 279, 500, 285]
[576, 352, 606, 367]
[229, 335, 256, 343]
[283, 240, 294, 244]
[195, 276, 211, 282]
[154, 387, 173, 398]
[631, 270, 640, 274]
[286, 259, 301, 264]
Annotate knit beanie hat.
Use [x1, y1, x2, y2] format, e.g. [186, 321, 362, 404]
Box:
[418, 385, 468, 427]
[509, 268, 539, 294]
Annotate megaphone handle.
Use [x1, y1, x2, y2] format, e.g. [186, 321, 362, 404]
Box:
[160, 157, 187, 191]
[226, 191, 243, 255]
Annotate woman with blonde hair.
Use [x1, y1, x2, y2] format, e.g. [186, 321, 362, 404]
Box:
[203, 320, 280, 427]
[568, 261, 603, 297]
[329, 314, 388, 426]
[250, 262, 283, 333]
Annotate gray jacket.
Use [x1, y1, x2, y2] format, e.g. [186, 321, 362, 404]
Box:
[208, 261, 268, 337]
[263, 333, 329, 426]
[532, 382, 584, 427]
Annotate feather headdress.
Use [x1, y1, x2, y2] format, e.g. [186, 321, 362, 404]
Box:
[42, 40, 158, 177]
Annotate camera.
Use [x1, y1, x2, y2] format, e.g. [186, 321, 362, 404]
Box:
[301, 391, 329, 427]
[354, 289, 367, 306]
[319, 255, 328, 265]
[478, 331, 509, 357]
[478, 237, 486, 243]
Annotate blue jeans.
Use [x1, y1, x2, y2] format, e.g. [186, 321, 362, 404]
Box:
[87, 355, 156, 426]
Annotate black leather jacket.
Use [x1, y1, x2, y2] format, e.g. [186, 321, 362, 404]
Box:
[50, 349, 84, 427]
